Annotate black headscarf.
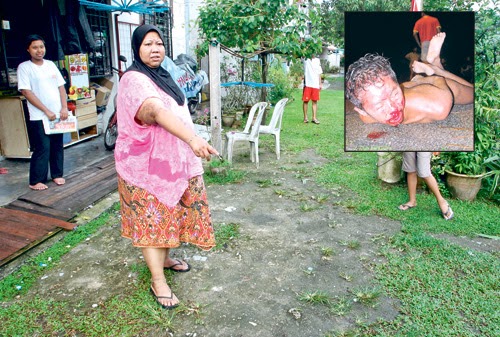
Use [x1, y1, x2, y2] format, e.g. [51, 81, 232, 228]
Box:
[126, 24, 185, 106]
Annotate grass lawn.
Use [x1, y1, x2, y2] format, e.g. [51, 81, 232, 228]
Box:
[0, 88, 498, 337]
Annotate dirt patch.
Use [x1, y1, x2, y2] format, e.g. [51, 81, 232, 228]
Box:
[15, 148, 403, 336]
[430, 233, 500, 255]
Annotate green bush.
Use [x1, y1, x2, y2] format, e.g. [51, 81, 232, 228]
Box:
[288, 59, 304, 88]
[432, 6, 500, 203]
[267, 60, 294, 104]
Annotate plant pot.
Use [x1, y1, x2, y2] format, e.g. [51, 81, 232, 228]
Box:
[445, 170, 484, 201]
[222, 115, 236, 127]
[376, 152, 403, 183]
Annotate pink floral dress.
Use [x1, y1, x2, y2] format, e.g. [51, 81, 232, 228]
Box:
[114, 71, 215, 250]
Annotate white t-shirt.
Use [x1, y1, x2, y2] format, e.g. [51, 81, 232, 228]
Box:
[303, 58, 323, 89]
[17, 60, 66, 121]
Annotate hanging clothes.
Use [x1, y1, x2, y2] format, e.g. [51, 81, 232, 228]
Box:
[41, 0, 65, 60]
[62, 0, 84, 54]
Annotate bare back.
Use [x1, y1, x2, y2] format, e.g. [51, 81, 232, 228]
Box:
[401, 76, 454, 124]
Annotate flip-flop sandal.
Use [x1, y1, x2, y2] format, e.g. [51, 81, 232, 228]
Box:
[442, 204, 454, 220]
[303, 119, 309, 123]
[312, 119, 320, 124]
[398, 203, 415, 211]
[164, 259, 191, 273]
[150, 286, 179, 310]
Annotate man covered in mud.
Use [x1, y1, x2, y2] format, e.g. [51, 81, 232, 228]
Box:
[345, 33, 473, 127]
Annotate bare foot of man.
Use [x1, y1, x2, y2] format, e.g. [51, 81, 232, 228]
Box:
[426, 32, 446, 66]
[412, 61, 435, 76]
[29, 182, 48, 190]
[53, 177, 65, 185]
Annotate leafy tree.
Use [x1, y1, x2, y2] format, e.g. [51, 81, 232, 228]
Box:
[310, 0, 408, 48]
[197, 0, 322, 100]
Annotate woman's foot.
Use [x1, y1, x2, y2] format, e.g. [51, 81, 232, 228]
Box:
[312, 119, 320, 124]
[303, 119, 309, 123]
[52, 177, 65, 185]
[164, 258, 191, 272]
[151, 279, 179, 309]
[29, 182, 48, 191]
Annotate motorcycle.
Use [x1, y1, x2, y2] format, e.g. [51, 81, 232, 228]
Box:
[103, 55, 126, 151]
[163, 54, 209, 114]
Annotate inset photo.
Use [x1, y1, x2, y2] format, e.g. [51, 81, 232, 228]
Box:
[344, 11, 474, 152]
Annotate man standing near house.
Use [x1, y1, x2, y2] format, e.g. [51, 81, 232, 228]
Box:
[413, 12, 441, 62]
[302, 57, 323, 124]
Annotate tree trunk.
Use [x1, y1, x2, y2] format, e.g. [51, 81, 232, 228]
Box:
[260, 53, 268, 102]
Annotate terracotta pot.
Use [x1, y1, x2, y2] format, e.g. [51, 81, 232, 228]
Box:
[445, 170, 484, 201]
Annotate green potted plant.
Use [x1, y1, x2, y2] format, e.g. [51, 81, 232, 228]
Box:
[433, 63, 499, 201]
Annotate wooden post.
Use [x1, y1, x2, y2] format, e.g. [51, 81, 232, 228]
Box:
[208, 39, 222, 155]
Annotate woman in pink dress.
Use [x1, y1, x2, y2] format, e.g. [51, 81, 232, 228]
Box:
[115, 25, 219, 309]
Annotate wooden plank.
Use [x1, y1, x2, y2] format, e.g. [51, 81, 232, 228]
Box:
[51, 176, 117, 212]
[46, 165, 117, 211]
[0, 154, 117, 265]
[0, 208, 74, 266]
[16, 156, 116, 209]
[95, 155, 116, 170]
[5, 200, 74, 221]
[0, 207, 76, 231]
[0, 229, 63, 266]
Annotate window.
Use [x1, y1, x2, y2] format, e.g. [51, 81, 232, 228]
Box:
[85, 1, 112, 78]
[143, 11, 173, 59]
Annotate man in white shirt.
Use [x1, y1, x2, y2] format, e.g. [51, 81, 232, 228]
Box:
[302, 57, 323, 124]
[17, 34, 68, 191]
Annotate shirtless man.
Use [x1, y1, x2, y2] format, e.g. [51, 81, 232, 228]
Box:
[345, 32, 473, 127]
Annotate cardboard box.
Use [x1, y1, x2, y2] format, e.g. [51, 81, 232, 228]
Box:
[75, 97, 97, 118]
[77, 113, 98, 129]
[90, 83, 112, 107]
[95, 77, 114, 91]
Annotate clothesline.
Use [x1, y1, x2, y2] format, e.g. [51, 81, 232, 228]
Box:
[220, 81, 274, 88]
[219, 42, 271, 59]
[217, 41, 275, 88]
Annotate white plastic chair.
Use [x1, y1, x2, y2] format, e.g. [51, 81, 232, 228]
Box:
[259, 98, 288, 160]
[226, 102, 268, 167]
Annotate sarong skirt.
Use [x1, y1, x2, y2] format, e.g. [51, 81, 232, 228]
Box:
[118, 174, 215, 250]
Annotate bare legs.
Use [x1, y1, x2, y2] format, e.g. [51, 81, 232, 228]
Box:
[303, 101, 319, 123]
[303, 102, 309, 122]
[412, 32, 473, 105]
[402, 172, 452, 219]
[142, 247, 179, 307]
[311, 101, 318, 123]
